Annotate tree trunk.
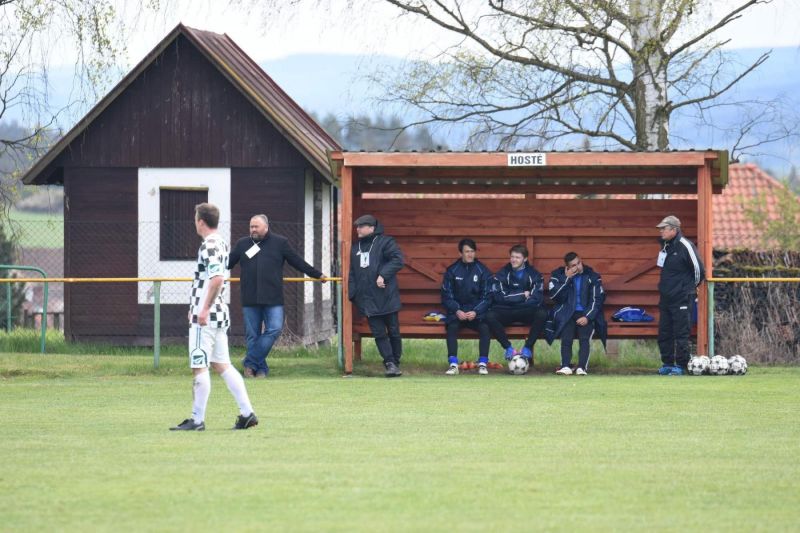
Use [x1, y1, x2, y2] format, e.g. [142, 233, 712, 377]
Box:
[630, 0, 670, 151]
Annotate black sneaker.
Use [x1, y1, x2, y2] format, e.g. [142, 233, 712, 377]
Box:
[170, 418, 205, 431]
[384, 362, 403, 378]
[233, 412, 259, 430]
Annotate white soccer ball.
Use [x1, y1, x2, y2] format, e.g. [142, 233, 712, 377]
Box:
[708, 355, 730, 375]
[508, 355, 529, 375]
[728, 355, 748, 375]
[687, 355, 710, 376]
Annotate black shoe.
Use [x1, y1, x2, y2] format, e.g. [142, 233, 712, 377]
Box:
[170, 418, 205, 431]
[233, 412, 259, 430]
[384, 362, 402, 378]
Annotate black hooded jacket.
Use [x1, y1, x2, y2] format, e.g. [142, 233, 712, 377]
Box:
[348, 221, 404, 317]
[228, 231, 323, 306]
[658, 229, 705, 304]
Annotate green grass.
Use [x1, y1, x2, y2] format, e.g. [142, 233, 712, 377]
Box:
[7, 209, 64, 248]
[1, 353, 798, 532]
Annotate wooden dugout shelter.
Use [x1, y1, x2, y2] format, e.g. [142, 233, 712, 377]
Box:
[330, 150, 729, 374]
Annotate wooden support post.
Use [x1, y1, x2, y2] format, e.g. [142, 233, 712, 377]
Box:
[696, 163, 712, 355]
[341, 166, 354, 374]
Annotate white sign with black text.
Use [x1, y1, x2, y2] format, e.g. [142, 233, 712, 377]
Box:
[507, 153, 547, 166]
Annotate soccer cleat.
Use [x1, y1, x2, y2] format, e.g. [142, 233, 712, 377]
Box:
[575, 368, 587, 376]
[233, 412, 259, 430]
[504, 346, 516, 360]
[170, 418, 205, 431]
[478, 363, 488, 375]
[445, 364, 459, 375]
[669, 366, 685, 376]
[255, 370, 268, 379]
[520, 346, 533, 360]
[384, 361, 403, 377]
[242, 367, 257, 378]
[555, 366, 573, 375]
[657, 365, 674, 375]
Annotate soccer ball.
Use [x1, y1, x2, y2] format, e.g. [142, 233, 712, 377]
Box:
[728, 355, 748, 375]
[508, 355, 529, 375]
[687, 355, 710, 376]
[708, 355, 730, 375]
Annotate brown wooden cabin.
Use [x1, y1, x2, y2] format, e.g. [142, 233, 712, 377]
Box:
[329, 151, 728, 373]
[21, 24, 340, 345]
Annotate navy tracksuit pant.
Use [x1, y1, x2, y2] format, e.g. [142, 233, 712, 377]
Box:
[658, 294, 693, 368]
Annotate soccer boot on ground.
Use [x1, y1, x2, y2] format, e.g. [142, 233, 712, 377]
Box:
[478, 363, 489, 375]
[657, 365, 675, 375]
[575, 368, 588, 376]
[384, 361, 403, 377]
[669, 366, 686, 376]
[170, 418, 205, 431]
[445, 364, 459, 375]
[555, 366, 573, 375]
[233, 412, 259, 430]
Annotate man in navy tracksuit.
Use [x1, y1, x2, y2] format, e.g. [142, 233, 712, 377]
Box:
[547, 252, 607, 375]
[440, 238, 493, 375]
[656, 215, 705, 376]
[485, 244, 548, 365]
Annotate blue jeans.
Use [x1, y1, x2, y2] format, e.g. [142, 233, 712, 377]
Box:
[242, 305, 284, 374]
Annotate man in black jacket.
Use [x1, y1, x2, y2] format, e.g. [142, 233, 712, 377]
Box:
[547, 252, 607, 375]
[656, 215, 705, 376]
[348, 214, 404, 377]
[485, 244, 548, 366]
[228, 214, 325, 378]
[440, 238, 493, 375]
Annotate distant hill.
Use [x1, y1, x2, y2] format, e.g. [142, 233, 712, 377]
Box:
[2, 46, 798, 176]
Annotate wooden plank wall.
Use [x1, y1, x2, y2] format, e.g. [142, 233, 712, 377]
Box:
[356, 197, 698, 330]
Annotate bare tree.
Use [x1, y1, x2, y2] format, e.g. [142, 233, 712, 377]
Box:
[0, 0, 132, 219]
[247, 0, 796, 154]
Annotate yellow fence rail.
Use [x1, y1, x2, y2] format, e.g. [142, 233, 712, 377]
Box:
[0, 276, 342, 368]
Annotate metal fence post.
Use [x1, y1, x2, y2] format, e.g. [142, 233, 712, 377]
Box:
[5, 282, 9, 332]
[0, 265, 48, 353]
[336, 279, 343, 369]
[153, 281, 161, 369]
[707, 281, 715, 357]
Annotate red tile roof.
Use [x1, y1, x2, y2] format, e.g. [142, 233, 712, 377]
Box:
[542, 163, 798, 250]
[706, 163, 796, 250]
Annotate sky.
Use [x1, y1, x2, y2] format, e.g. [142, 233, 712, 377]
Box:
[123, 0, 800, 65]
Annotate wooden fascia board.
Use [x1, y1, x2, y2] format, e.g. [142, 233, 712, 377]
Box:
[338, 151, 716, 168]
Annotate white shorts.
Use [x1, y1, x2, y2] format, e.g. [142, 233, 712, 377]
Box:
[188, 324, 231, 368]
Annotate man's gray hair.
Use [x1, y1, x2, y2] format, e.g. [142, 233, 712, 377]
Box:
[252, 214, 269, 224]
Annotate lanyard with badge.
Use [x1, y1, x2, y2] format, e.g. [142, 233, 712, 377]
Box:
[657, 243, 667, 267]
[357, 239, 374, 268]
[245, 240, 261, 259]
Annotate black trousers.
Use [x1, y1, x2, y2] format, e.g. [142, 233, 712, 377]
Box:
[560, 311, 594, 369]
[658, 295, 693, 368]
[485, 306, 548, 349]
[367, 312, 402, 365]
[445, 319, 490, 358]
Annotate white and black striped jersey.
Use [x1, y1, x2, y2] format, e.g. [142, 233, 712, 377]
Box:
[189, 232, 230, 328]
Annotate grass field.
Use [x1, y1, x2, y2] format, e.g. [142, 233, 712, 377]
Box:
[1, 353, 798, 532]
[7, 209, 64, 248]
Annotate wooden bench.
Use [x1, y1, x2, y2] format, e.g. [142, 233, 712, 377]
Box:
[351, 316, 662, 360]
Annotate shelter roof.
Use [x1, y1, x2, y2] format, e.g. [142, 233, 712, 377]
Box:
[330, 150, 728, 194]
[22, 24, 340, 185]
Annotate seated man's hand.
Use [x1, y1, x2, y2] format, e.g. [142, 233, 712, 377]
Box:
[524, 291, 531, 300]
[464, 311, 477, 321]
[456, 310, 468, 321]
[576, 316, 589, 326]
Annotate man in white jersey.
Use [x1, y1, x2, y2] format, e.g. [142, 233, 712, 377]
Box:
[171, 203, 258, 431]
